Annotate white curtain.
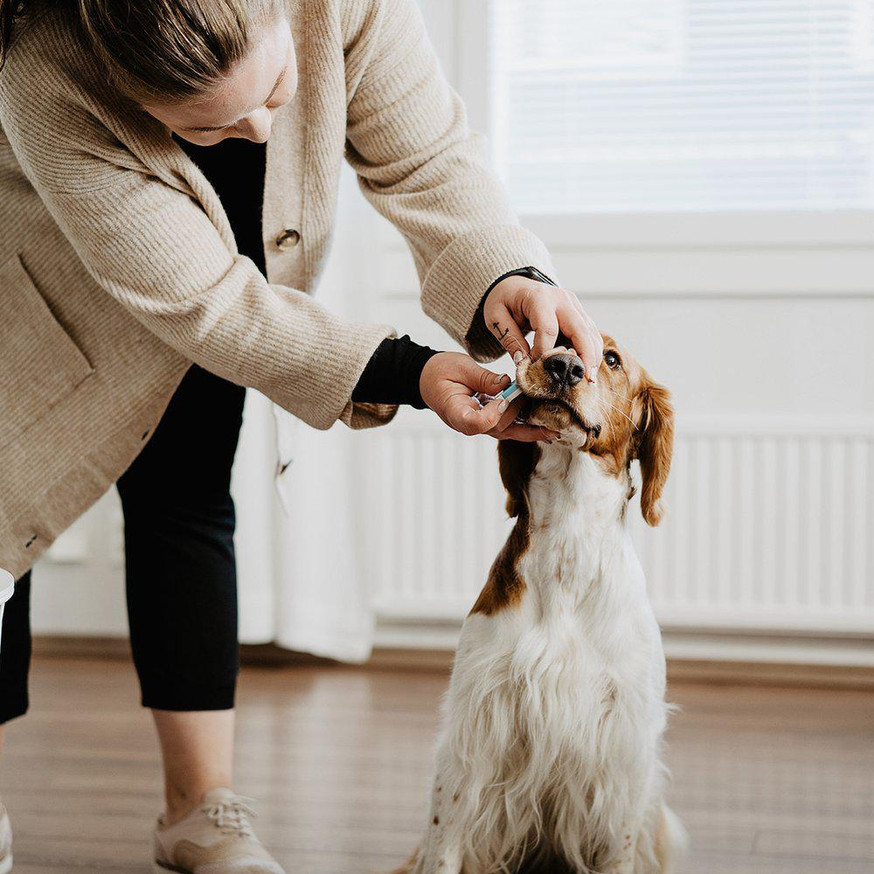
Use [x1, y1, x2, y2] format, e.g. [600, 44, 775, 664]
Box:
[230, 168, 378, 663]
[231, 395, 375, 662]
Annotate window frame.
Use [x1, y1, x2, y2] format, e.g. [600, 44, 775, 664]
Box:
[453, 0, 874, 251]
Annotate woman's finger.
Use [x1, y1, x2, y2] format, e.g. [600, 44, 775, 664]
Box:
[485, 300, 531, 363]
[454, 358, 511, 396]
[450, 395, 508, 436]
[526, 296, 560, 360]
[553, 305, 598, 377]
[490, 396, 528, 434]
[579, 324, 604, 382]
[570, 294, 589, 318]
[546, 298, 602, 383]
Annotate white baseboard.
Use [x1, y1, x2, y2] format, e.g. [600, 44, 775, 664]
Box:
[31, 624, 874, 689]
[373, 617, 874, 675]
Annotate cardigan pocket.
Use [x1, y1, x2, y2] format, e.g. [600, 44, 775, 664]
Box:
[0, 254, 94, 451]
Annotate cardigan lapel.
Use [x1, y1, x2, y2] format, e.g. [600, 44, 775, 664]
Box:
[263, 0, 308, 292]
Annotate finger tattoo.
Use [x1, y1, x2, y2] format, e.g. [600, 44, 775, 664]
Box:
[491, 321, 511, 342]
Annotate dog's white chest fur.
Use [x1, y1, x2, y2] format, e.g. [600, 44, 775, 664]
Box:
[411, 448, 674, 874]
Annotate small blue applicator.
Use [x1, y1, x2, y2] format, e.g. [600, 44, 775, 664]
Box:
[498, 380, 523, 403]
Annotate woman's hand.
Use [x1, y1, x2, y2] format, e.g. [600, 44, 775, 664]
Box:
[484, 274, 603, 380]
[420, 352, 557, 442]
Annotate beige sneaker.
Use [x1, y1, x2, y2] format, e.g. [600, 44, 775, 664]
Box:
[153, 789, 285, 874]
[0, 803, 12, 874]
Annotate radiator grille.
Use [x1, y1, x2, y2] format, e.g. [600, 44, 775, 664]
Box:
[363, 416, 874, 633]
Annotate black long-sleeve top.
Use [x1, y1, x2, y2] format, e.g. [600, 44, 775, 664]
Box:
[176, 135, 439, 408]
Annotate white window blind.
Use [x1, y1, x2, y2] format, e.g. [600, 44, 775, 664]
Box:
[489, 0, 874, 214]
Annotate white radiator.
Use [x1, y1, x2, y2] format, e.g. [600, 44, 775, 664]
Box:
[363, 415, 874, 635]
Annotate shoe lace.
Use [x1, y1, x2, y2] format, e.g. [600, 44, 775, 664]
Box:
[202, 795, 257, 838]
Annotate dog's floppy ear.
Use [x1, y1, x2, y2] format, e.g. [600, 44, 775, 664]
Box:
[634, 378, 674, 526]
[498, 440, 540, 518]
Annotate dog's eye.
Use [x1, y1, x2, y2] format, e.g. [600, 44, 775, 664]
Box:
[604, 351, 621, 369]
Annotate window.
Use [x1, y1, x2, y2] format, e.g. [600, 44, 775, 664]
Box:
[490, 0, 874, 214]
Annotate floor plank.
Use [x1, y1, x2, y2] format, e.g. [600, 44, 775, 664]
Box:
[1, 657, 872, 873]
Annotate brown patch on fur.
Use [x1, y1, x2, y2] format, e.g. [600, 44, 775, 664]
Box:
[498, 438, 541, 518]
[432, 815, 439, 825]
[590, 443, 630, 478]
[634, 380, 674, 526]
[470, 441, 539, 616]
[585, 334, 643, 482]
[468, 524, 528, 615]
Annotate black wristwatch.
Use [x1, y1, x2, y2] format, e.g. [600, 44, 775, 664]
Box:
[485, 266, 558, 297]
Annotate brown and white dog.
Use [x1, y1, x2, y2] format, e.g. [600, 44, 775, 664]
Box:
[396, 339, 685, 874]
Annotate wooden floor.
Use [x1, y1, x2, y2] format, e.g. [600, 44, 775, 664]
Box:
[1, 657, 872, 874]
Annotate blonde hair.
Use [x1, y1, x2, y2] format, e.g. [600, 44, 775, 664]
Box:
[0, 0, 282, 102]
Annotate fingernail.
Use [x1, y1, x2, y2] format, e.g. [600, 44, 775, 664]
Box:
[513, 351, 523, 364]
[498, 400, 508, 413]
[494, 373, 505, 385]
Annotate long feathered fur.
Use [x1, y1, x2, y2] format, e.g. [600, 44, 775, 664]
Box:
[397, 441, 686, 874]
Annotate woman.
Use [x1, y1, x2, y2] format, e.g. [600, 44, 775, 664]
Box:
[0, 0, 603, 871]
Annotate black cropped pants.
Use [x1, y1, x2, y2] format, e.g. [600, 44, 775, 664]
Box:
[0, 366, 246, 723]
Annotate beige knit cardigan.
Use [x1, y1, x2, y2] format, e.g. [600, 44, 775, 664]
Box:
[0, 0, 555, 578]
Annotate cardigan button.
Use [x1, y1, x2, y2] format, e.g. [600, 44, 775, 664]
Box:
[275, 228, 300, 250]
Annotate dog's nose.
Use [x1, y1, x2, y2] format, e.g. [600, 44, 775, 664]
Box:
[544, 353, 585, 387]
